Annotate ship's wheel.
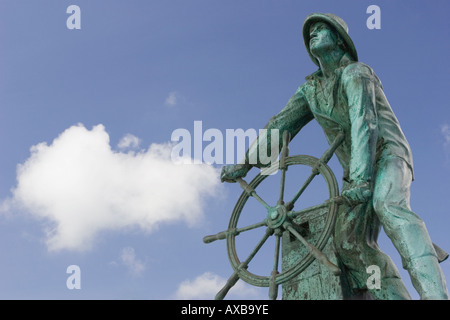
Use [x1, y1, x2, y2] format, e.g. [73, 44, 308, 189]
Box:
[203, 131, 345, 300]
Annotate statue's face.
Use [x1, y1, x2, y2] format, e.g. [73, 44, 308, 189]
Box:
[309, 22, 339, 57]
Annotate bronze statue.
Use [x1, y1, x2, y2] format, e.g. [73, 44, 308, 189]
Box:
[220, 13, 449, 300]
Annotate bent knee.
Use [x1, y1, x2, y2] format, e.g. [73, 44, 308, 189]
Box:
[372, 198, 425, 232]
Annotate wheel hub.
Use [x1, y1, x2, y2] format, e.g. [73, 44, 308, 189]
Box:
[267, 204, 288, 229]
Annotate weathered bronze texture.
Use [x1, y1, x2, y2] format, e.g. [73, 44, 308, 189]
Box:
[207, 13, 449, 300]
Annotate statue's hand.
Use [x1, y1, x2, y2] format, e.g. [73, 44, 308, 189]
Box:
[342, 181, 372, 206]
[220, 164, 251, 183]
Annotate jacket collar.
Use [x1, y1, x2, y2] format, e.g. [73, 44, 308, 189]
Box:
[305, 53, 354, 81]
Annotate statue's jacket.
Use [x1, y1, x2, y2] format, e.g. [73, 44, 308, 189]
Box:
[249, 53, 413, 185]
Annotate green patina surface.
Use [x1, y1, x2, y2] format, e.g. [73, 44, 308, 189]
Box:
[215, 13, 449, 300]
[281, 206, 345, 300]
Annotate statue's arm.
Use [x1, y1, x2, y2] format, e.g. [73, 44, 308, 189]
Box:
[243, 90, 313, 168]
[221, 90, 313, 182]
[343, 63, 379, 186]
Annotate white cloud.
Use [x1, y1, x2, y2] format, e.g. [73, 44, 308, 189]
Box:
[121, 247, 145, 276]
[172, 272, 264, 300]
[2, 123, 221, 251]
[117, 133, 141, 150]
[165, 91, 178, 107]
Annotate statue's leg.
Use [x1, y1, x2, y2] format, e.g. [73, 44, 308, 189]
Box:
[372, 157, 449, 300]
[334, 184, 411, 300]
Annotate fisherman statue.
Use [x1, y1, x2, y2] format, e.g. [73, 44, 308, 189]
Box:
[220, 13, 449, 300]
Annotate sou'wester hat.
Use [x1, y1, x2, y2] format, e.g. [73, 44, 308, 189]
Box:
[303, 13, 358, 67]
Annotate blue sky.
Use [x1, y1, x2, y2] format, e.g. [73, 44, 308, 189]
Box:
[0, 0, 449, 300]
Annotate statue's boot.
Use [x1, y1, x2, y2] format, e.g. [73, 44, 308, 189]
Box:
[405, 254, 449, 300]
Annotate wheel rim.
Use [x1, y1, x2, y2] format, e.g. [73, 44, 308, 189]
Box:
[226, 155, 339, 287]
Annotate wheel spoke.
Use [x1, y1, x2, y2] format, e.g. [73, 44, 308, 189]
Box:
[285, 223, 340, 276]
[269, 231, 281, 300]
[215, 272, 240, 300]
[240, 227, 273, 268]
[272, 231, 281, 272]
[203, 219, 268, 244]
[287, 132, 344, 209]
[287, 196, 344, 221]
[288, 202, 329, 221]
[215, 228, 273, 300]
[319, 131, 345, 165]
[237, 219, 268, 233]
[288, 167, 320, 208]
[236, 178, 271, 210]
[278, 131, 291, 205]
[278, 168, 287, 205]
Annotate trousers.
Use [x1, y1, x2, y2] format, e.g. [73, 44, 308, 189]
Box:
[334, 156, 449, 299]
